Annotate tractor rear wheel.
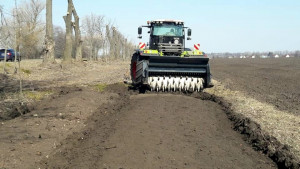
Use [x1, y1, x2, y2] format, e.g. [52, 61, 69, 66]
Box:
[130, 53, 138, 85]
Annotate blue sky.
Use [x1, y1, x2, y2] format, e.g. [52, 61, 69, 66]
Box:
[1, 0, 300, 53]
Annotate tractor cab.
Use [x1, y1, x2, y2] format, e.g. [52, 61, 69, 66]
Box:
[138, 20, 192, 56]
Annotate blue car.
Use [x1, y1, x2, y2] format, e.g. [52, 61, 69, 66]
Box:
[0, 49, 21, 62]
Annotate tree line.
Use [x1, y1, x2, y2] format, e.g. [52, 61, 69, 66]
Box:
[0, 0, 135, 62]
[209, 51, 300, 58]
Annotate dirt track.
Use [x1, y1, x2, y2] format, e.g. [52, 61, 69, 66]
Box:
[37, 85, 275, 169]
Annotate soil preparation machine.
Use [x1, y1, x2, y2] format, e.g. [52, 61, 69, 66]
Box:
[130, 19, 213, 92]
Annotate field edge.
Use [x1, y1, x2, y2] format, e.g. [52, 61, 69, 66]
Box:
[198, 81, 300, 169]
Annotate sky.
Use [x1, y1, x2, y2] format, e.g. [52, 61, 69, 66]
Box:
[1, 0, 300, 53]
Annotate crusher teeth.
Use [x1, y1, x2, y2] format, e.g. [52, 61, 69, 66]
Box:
[148, 76, 205, 92]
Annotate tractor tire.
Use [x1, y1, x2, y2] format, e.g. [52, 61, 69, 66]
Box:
[130, 53, 138, 85]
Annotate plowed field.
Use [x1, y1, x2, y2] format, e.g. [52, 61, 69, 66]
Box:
[210, 58, 300, 114]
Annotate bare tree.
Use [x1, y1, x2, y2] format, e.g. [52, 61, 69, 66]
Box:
[0, 7, 11, 73]
[71, 3, 82, 61]
[82, 14, 105, 60]
[14, 0, 23, 97]
[0, 6, 2, 28]
[16, 0, 45, 59]
[53, 26, 65, 58]
[110, 26, 131, 60]
[42, 0, 55, 63]
[63, 0, 73, 63]
[81, 16, 135, 61]
[62, 0, 82, 63]
[105, 24, 114, 59]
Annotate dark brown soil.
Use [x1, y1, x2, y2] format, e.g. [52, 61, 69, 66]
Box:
[37, 84, 276, 169]
[0, 73, 48, 121]
[193, 92, 300, 169]
[2, 58, 296, 168]
[210, 58, 300, 114]
[0, 85, 121, 169]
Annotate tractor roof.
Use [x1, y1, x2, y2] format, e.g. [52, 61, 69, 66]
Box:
[149, 19, 184, 24]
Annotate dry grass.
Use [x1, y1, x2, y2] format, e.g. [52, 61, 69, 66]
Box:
[1, 58, 130, 106]
[8, 59, 130, 88]
[0, 62, 13, 68]
[94, 83, 107, 92]
[23, 90, 53, 101]
[206, 80, 300, 161]
[21, 68, 31, 75]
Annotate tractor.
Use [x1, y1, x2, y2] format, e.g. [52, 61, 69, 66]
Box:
[130, 20, 213, 92]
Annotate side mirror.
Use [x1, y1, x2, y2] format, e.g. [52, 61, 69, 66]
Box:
[138, 27, 142, 39]
[187, 28, 192, 36]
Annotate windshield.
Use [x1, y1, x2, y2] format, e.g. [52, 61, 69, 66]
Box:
[153, 24, 183, 36]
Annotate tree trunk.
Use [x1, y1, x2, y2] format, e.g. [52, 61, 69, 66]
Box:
[63, 0, 73, 63]
[106, 25, 114, 58]
[3, 48, 7, 73]
[42, 0, 55, 63]
[71, 3, 82, 62]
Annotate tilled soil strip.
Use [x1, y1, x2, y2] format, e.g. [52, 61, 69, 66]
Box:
[39, 84, 276, 169]
[203, 80, 300, 169]
[1, 82, 297, 168]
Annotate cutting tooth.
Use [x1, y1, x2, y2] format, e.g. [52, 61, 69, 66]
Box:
[160, 76, 163, 91]
[191, 77, 197, 92]
[161, 77, 164, 92]
[166, 77, 168, 92]
[179, 76, 185, 92]
[200, 78, 204, 91]
[174, 77, 179, 92]
[156, 76, 162, 92]
[148, 77, 153, 84]
[168, 77, 173, 92]
[168, 77, 171, 92]
[184, 77, 191, 92]
[150, 76, 157, 92]
[196, 78, 200, 92]
[194, 77, 197, 91]
[172, 77, 176, 92]
[196, 77, 204, 92]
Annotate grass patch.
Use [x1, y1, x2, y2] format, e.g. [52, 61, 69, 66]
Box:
[94, 83, 107, 92]
[23, 90, 52, 101]
[0, 63, 12, 68]
[119, 81, 129, 87]
[21, 68, 31, 74]
[5, 63, 12, 67]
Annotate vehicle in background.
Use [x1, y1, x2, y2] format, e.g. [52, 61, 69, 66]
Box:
[0, 49, 21, 62]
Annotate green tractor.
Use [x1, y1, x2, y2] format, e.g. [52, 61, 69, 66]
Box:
[130, 19, 213, 92]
